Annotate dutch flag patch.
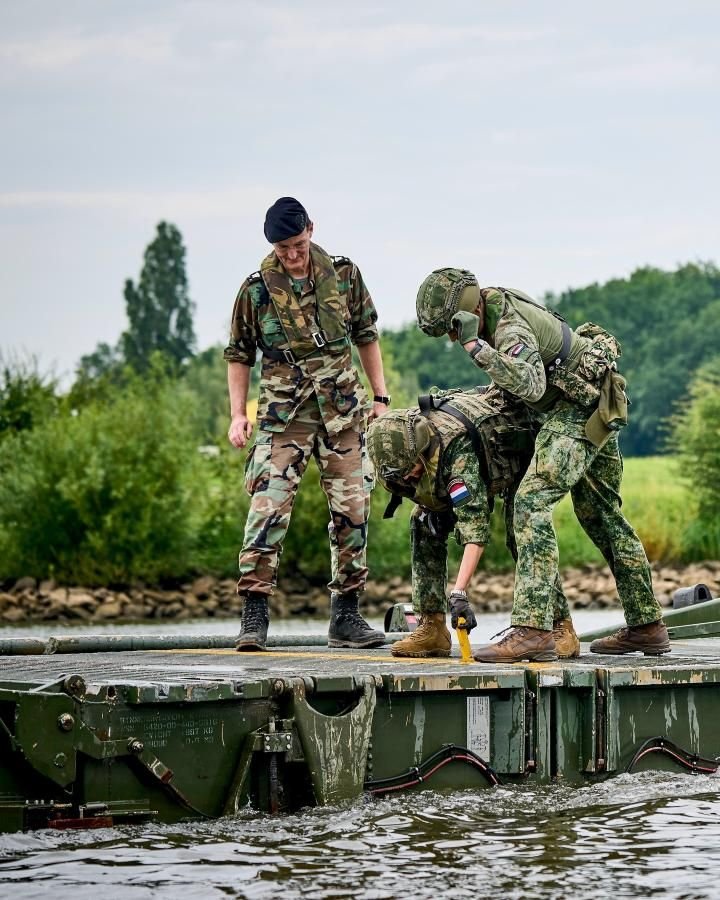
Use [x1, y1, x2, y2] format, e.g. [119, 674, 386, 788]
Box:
[448, 478, 471, 506]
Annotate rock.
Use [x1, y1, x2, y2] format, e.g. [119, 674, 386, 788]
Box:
[191, 576, 217, 599]
[0, 592, 18, 611]
[93, 601, 123, 619]
[66, 591, 97, 609]
[12, 576, 37, 593]
[2, 607, 26, 623]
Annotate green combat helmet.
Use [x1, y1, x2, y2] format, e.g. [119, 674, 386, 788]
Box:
[416, 268, 481, 337]
[366, 409, 432, 485]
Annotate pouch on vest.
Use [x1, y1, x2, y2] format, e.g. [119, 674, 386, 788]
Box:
[574, 322, 622, 382]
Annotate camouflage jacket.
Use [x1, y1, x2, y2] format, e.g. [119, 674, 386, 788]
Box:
[224, 243, 379, 434]
[471, 288, 592, 413]
[433, 434, 493, 546]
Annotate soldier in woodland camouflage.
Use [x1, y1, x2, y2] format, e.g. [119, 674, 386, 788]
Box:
[366, 387, 581, 659]
[415, 269, 669, 661]
[224, 197, 390, 650]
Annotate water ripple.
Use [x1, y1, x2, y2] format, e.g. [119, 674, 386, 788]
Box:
[2, 773, 720, 899]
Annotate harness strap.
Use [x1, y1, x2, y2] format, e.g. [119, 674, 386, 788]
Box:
[418, 394, 490, 485]
[259, 332, 349, 364]
[383, 493, 404, 520]
[546, 320, 572, 373]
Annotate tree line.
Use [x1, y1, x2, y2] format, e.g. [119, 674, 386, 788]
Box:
[0, 222, 718, 585]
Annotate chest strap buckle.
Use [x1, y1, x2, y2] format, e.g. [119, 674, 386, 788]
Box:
[283, 349, 297, 364]
[312, 331, 326, 348]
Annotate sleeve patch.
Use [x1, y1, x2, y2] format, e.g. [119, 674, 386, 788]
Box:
[508, 342, 526, 357]
[447, 477, 471, 506]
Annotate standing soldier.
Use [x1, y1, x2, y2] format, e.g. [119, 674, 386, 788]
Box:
[366, 387, 581, 659]
[224, 197, 390, 651]
[415, 269, 669, 661]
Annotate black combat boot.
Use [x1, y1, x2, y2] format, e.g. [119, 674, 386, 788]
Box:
[328, 591, 385, 648]
[235, 592, 270, 651]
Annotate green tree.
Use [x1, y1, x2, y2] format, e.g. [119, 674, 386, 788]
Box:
[121, 221, 196, 372]
[549, 262, 720, 455]
[381, 326, 490, 401]
[669, 358, 720, 558]
[0, 354, 58, 441]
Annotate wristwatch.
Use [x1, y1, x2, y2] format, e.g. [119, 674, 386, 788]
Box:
[469, 340, 486, 360]
[373, 395, 391, 405]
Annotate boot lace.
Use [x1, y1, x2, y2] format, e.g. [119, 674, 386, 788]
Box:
[242, 598, 268, 633]
[339, 609, 373, 633]
[490, 626, 530, 645]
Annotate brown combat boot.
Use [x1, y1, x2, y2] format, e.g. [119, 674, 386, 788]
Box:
[473, 626, 557, 663]
[553, 618, 581, 659]
[391, 613, 451, 658]
[590, 620, 671, 655]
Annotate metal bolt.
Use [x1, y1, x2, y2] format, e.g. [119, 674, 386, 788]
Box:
[63, 674, 87, 698]
[53, 753, 67, 768]
[273, 679, 285, 697]
[127, 738, 144, 754]
[57, 713, 75, 732]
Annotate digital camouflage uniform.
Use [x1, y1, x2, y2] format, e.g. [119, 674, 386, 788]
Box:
[224, 242, 378, 597]
[417, 276, 663, 633]
[369, 389, 573, 620]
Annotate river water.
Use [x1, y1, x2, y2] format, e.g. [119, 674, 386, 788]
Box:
[2, 611, 720, 899]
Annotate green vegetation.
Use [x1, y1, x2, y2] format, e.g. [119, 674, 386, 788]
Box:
[0, 225, 718, 587]
[668, 358, 720, 560]
[0, 366, 210, 583]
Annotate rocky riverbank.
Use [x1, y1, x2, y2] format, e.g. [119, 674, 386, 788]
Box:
[1, 562, 719, 625]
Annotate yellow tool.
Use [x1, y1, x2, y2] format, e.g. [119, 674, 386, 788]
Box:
[457, 616, 473, 663]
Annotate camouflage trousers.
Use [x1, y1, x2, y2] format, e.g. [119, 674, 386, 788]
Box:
[410, 502, 572, 619]
[511, 401, 661, 631]
[238, 397, 371, 597]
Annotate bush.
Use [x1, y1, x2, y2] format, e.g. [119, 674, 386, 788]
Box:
[0, 354, 59, 440]
[668, 358, 720, 560]
[0, 372, 210, 584]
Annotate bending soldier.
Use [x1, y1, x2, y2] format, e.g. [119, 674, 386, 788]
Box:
[366, 387, 581, 659]
[224, 197, 390, 651]
[415, 269, 669, 662]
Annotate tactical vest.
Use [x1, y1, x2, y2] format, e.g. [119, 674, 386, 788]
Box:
[256, 243, 351, 362]
[484, 288, 592, 411]
[391, 390, 534, 514]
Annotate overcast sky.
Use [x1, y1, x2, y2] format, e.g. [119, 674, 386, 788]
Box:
[2, 1, 719, 381]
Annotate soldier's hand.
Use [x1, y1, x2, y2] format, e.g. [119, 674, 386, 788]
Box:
[449, 591, 477, 632]
[368, 400, 388, 423]
[451, 310, 480, 345]
[228, 414, 254, 449]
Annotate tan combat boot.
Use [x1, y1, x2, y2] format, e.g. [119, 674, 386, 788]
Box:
[473, 626, 557, 663]
[553, 618, 581, 659]
[391, 613, 451, 658]
[590, 620, 671, 655]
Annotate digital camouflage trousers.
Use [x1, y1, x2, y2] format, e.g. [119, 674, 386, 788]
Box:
[512, 401, 662, 631]
[238, 397, 371, 597]
[410, 500, 572, 620]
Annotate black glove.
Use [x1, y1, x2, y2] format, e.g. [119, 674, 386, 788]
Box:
[450, 310, 480, 344]
[449, 591, 477, 632]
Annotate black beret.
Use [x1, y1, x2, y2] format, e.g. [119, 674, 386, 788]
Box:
[263, 197, 309, 243]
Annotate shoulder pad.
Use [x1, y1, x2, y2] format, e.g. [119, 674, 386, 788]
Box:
[332, 255, 353, 267]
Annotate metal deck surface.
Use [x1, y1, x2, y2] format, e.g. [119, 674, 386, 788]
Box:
[2, 640, 720, 688]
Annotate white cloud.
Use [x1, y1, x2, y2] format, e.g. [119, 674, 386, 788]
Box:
[0, 27, 176, 72]
[0, 186, 270, 219]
